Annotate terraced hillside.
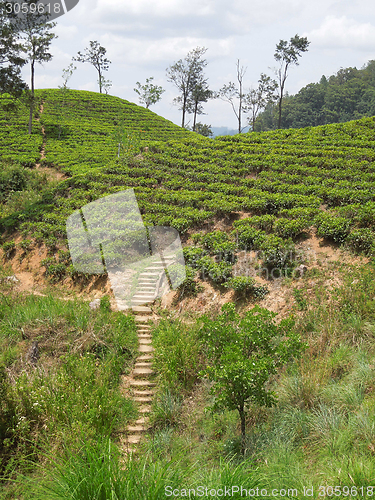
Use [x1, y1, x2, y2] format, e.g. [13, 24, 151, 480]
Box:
[1, 89, 374, 288]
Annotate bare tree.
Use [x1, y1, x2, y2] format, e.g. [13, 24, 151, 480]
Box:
[166, 46, 208, 128]
[217, 60, 247, 134]
[274, 34, 310, 128]
[74, 41, 111, 94]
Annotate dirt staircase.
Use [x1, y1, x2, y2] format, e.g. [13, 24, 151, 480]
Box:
[122, 256, 174, 453]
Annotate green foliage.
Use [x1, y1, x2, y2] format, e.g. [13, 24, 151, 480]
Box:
[152, 318, 203, 392]
[199, 303, 304, 451]
[293, 288, 308, 311]
[224, 276, 269, 299]
[151, 389, 183, 429]
[315, 213, 351, 243]
[170, 265, 203, 300]
[346, 228, 375, 255]
[196, 255, 233, 284]
[2, 240, 15, 259]
[100, 295, 111, 312]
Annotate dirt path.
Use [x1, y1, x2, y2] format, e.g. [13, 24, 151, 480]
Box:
[35, 102, 67, 182]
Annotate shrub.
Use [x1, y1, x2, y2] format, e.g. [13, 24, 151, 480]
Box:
[224, 276, 269, 299]
[20, 239, 32, 252]
[182, 246, 206, 267]
[315, 213, 350, 243]
[233, 227, 267, 250]
[273, 218, 307, 239]
[2, 240, 15, 259]
[152, 318, 203, 391]
[169, 265, 203, 299]
[259, 235, 296, 271]
[196, 255, 233, 284]
[346, 228, 375, 255]
[41, 257, 67, 281]
[200, 231, 230, 251]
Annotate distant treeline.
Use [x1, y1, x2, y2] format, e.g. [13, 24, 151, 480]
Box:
[256, 60, 375, 130]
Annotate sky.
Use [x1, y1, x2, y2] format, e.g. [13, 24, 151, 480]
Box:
[21, 0, 375, 131]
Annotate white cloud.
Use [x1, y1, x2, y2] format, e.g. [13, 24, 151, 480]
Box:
[307, 16, 375, 49]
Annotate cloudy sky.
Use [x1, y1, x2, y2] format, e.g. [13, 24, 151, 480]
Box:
[22, 0, 375, 131]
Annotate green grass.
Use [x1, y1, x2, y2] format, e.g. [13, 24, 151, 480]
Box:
[0, 273, 139, 496]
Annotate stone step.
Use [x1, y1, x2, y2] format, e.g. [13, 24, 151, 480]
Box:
[133, 390, 154, 397]
[137, 328, 152, 333]
[127, 434, 142, 444]
[129, 380, 156, 388]
[139, 405, 151, 413]
[135, 315, 152, 322]
[132, 306, 152, 313]
[134, 396, 153, 403]
[133, 367, 154, 378]
[136, 287, 156, 292]
[139, 272, 160, 277]
[138, 333, 152, 338]
[131, 300, 153, 306]
[133, 293, 156, 299]
[137, 353, 153, 359]
[135, 417, 148, 425]
[145, 266, 166, 271]
[127, 425, 146, 434]
[135, 362, 153, 369]
[138, 338, 152, 345]
[139, 344, 154, 353]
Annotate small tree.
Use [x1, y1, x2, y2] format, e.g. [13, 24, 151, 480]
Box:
[134, 77, 164, 108]
[217, 59, 247, 134]
[187, 79, 212, 131]
[166, 46, 208, 128]
[74, 41, 111, 94]
[60, 62, 76, 89]
[274, 34, 310, 128]
[246, 73, 278, 131]
[21, 16, 57, 134]
[200, 303, 304, 455]
[194, 122, 213, 137]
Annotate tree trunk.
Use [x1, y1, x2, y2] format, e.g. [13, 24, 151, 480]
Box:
[278, 97, 282, 129]
[98, 68, 102, 93]
[28, 60, 35, 135]
[277, 80, 285, 129]
[193, 101, 198, 131]
[238, 406, 246, 455]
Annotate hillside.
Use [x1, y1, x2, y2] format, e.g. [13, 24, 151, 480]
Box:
[1, 89, 375, 282]
[1, 89, 375, 498]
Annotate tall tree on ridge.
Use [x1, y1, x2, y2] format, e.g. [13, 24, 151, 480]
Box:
[74, 41, 111, 94]
[274, 34, 310, 128]
[20, 8, 57, 134]
[166, 46, 208, 128]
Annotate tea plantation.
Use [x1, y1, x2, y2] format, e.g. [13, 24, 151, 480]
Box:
[1, 88, 375, 282]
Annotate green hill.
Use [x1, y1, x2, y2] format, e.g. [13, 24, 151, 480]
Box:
[1, 89, 375, 258]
